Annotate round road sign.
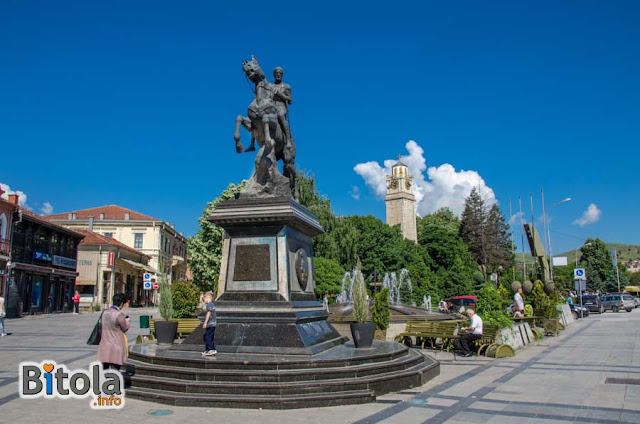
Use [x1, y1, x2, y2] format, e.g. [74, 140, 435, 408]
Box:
[152, 282, 159, 290]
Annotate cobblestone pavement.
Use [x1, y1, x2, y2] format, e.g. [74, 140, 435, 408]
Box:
[1, 307, 639, 423]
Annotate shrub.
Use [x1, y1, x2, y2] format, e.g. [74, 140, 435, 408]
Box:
[171, 280, 201, 318]
[372, 288, 390, 330]
[477, 283, 512, 329]
[352, 259, 369, 323]
[476, 283, 502, 316]
[158, 275, 174, 320]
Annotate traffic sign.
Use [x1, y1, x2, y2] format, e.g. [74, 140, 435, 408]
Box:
[143, 273, 152, 282]
[574, 268, 586, 281]
[143, 281, 152, 290]
[152, 282, 159, 290]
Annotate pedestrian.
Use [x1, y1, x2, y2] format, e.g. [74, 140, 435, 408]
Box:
[0, 295, 7, 336]
[438, 299, 447, 313]
[97, 293, 130, 371]
[72, 290, 81, 314]
[513, 288, 524, 317]
[455, 308, 483, 357]
[202, 291, 217, 356]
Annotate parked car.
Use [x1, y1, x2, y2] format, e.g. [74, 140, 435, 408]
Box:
[601, 294, 634, 313]
[448, 296, 477, 313]
[581, 294, 604, 314]
[569, 302, 590, 319]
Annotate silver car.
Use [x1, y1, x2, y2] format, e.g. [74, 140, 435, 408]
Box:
[601, 294, 634, 313]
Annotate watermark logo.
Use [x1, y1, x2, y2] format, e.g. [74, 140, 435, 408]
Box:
[19, 361, 125, 409]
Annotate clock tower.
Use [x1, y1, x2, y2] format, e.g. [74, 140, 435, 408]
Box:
[385, 156, 417, 242]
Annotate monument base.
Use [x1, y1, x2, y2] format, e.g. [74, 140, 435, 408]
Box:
[178, 301, 348, 355]
[201, 196, 346, 354]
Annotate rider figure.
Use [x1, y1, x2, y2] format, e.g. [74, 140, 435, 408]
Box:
[272, 67, 293, 145]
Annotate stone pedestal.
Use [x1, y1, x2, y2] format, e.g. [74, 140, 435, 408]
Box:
[180, 196, 346, 354]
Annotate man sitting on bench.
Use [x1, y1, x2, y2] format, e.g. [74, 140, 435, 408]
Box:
[455, 308, 483, 357]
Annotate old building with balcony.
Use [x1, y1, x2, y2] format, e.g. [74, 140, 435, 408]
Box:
[75, 229, 154, 309]
[0, 189, 19, 297]
[5, 197, 84, 317]
[47, 205, 188, 284]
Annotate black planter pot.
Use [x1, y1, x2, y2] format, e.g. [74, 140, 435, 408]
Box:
[350, 322, 376, 348]
[155, 320, 178, 344]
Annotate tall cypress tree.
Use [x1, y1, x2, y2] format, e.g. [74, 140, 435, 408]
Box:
[460, 188, 514, 284]
[460, 188, 487, 280]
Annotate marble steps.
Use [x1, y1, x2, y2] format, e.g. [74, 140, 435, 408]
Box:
[128, 343, 411, 371]
[127, 357, 432, 397]
[125, 386, 376, 409]
[126, 349, 425, 383]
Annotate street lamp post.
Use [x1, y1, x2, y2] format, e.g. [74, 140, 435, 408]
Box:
[545, 197, 571, 282]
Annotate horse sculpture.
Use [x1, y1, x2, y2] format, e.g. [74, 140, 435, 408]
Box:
[234, 56, 297, 198]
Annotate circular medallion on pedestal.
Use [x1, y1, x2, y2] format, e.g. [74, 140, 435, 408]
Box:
[295, 248, 309, 291]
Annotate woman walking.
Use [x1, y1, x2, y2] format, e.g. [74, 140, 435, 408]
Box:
[97, 293, 130, 370]
[0, 295, 7, 336]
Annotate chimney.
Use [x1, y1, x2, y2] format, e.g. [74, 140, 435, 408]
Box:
[124, 212, 130, 220]
[99, 213, 105, 220]
[171, 223, 175, 229]
[8, 194, 19, 205]
[89, 216, 94, 231]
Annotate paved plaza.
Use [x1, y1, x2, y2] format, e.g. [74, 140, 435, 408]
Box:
[1, 308, 639, 423]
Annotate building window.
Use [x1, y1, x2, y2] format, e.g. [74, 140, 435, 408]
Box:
[104, 233, 113, 238]
[134, 233, 143, 249]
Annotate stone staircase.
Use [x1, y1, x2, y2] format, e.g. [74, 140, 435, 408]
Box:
[125, 341, 439, 409]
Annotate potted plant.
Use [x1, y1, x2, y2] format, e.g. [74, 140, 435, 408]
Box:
[372, 288, 391, 340]
[155, 276, 178, 344]
[540, 296, 560, 336]
[350, 259, 375, 348]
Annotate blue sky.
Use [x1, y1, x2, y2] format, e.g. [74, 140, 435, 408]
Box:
[1, 1, 639, 255]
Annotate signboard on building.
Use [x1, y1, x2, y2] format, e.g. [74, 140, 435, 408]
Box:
[53, 255, 77, 269]
[33, 251, 53, 261]
[108, 251, 115, 267]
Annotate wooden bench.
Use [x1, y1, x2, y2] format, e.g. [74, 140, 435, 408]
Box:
[136, 318, 201, 344]
[394, 320, 465, 351]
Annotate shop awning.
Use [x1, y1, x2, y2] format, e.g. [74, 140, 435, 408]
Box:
[119, 258, 157, 273]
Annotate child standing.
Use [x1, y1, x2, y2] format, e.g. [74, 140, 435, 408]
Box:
[202, 292, 217, 356]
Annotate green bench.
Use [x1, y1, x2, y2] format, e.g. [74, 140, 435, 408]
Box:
[394, 320, 465, 351]
[136, 318, 201, 344]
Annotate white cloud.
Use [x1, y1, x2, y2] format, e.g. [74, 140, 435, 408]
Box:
[573, 203, 601, 227]
[0, 182, 30, 209]
[349, 186, 361, 200]
[509, 212, 525, 226]
[41, 202, 54, 215]
[353, 140, 496, 217]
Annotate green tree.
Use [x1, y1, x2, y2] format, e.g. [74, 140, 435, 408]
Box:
[187, 181, 246, 292]
[417, 207, 460, 234]
[460, 188, 514, 283]
[314, 257, 345, 297]
[171, 280, 201, 318]
[605, 264, 628, 293]
[372, 288, 390, 330]
[296, 171, 358, 266]
[578, 238, 611, 291]
[352, 258, 369, 323]
[158, 274, 174, 320]
[460, 187, 487, 277]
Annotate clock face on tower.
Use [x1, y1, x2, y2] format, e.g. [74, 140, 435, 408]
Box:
[390, 179, 398, 189]
[406, 180, 411, 190]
